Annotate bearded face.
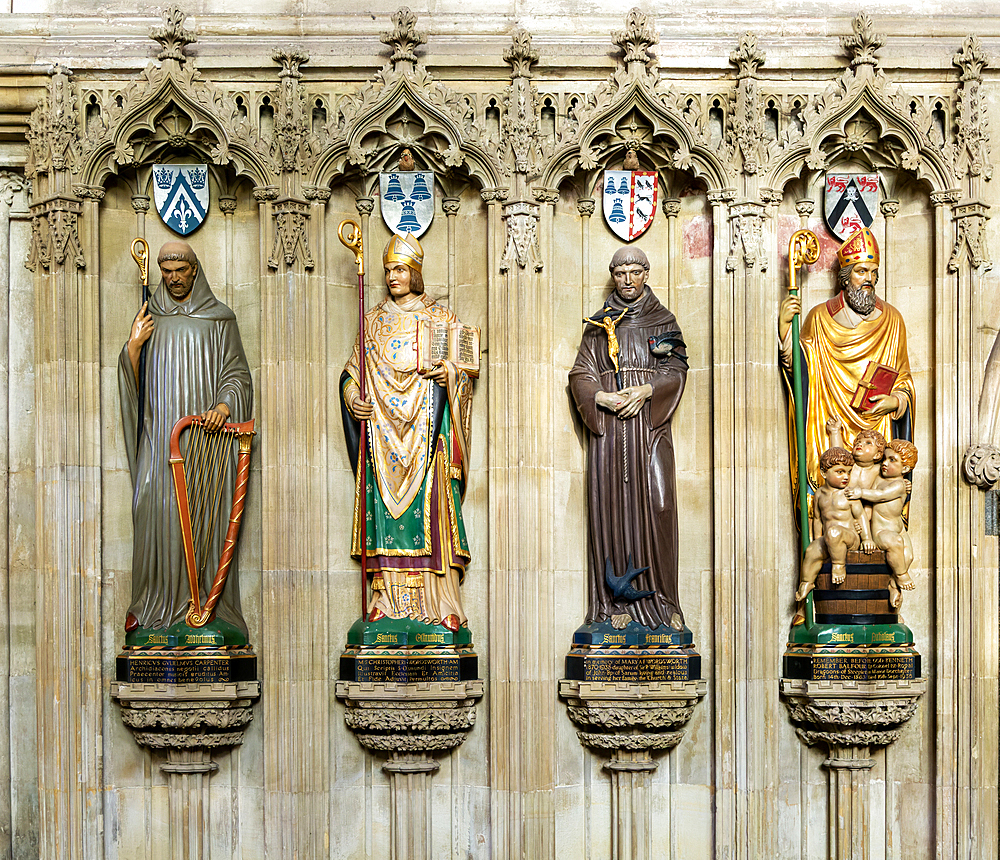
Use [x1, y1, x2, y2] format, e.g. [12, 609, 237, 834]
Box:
[842, 261, 879, 316]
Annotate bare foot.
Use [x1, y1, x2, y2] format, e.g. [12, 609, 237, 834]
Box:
[794, 582, 814, 603]
[888, 580, 901, 609]
[832, 564, 846, 585]
[669, 612, 684, 631]
[897, 572, 915, 590]
[611, 613, 632, 629]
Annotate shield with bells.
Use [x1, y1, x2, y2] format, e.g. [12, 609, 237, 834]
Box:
[153, 164, 210, 236]
[379, 171, 435, 239]
[823, 173, 879, 241]
[602, 170, 657, 242]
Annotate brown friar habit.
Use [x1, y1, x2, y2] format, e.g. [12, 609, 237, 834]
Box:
[569, 286, 687, 628]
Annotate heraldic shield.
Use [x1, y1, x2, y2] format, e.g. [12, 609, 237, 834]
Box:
[823, 173, 879, 241]
[379, 171, 435, 239]
[153, 164, 210, 236]
[602, 170, 657, 242]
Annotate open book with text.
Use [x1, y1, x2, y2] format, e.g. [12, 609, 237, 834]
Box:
[417, 319, 481, 376]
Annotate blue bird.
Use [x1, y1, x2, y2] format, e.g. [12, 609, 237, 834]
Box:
[604, 554, 655, 603]
[648, 331, 689, 368]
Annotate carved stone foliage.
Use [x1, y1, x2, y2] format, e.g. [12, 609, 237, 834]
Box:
[318, 8, 498, 190]
[335, 680, 483, 757]
[953, 36, 993, 181]
[762, 13, 955, 191]
[729, 34, 766, 175]
[963, 443, 1000, 488]
[780, 678, 926, 752]
[26, 66, 80, 181]
[559, 679, 707, 756]
[544, 8, 729, 193]
[112, 682, 260, 758]
[499, 28, 542, 177]
[72, 7, 275, 188]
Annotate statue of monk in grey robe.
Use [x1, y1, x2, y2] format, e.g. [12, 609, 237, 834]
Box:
[569, 247, 687, 631]
[118, 241, 253, 636]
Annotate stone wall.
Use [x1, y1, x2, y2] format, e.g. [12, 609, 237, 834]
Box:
[0, 2, 998, 858]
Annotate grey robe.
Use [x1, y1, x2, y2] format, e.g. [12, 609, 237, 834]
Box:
[569, 287, 687, 628]
[118, 260, 253, 633]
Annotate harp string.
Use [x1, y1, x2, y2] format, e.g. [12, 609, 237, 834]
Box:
[180, 422, 238, 578]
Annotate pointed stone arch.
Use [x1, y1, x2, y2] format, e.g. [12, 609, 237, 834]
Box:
[763, 14, 956, 194]
[308, 60, 502, 194]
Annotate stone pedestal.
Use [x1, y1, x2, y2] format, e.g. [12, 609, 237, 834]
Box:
[111, 681, 260, 860]
[335, 680, 484, 860]
[780, 678, 926, 860]
[558, 679, 707, 860]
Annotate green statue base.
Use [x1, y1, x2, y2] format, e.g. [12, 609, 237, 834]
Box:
[117, 619, 255, 684]
[340, 616, 479, 683]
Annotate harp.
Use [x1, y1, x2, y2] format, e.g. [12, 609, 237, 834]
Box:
[169, 415, 256, 628]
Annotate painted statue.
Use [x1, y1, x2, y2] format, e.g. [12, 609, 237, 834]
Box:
[778, 227, 914, 508]
[119, 241, 253, 635]
[340, 233, 474, 633]
[569, 247, 688, 631]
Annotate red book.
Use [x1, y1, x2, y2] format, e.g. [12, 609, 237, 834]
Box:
[850, 362, 898, 412]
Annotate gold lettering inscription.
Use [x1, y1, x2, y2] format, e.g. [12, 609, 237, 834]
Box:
[830, 632, 854, 643]
[375, 633, 399, 643]
[416, 633, 445, 643]
[145, 634, 168, 645]
[600, 634, 627, 645]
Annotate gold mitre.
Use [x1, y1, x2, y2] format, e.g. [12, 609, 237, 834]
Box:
[837, 227, 879, 267]
[383, 233, 424, 273]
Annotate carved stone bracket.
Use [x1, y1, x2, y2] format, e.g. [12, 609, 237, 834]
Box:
[780, 677, 926, 752]
[726, 200, 768, 272]
[963, 442, 1000, 488]
[335, 680, 484, 756]
[559, 679, 707, 757]
[948, 200, 992, 272]
[112, 681, 261, 770]
[27, 194, 85, 271]
[500, 201, 542, 272]
[267, 195, 314, 269]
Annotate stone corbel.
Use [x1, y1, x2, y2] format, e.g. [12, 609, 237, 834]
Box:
[559, 679, 706, 860]
[336, 680, 483, 860]
[780, 678, 925, 860]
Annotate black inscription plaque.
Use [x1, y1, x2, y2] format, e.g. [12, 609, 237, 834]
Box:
[565, 652, 700, 682]
[783, 652, 919, 681]
[340, 652, 478, 683]
[116, 652, 257, 683]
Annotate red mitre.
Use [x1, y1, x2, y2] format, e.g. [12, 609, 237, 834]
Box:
[837, 227, 879, 267]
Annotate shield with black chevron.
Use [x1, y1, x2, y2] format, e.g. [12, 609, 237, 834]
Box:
[823, 173, 879, 241]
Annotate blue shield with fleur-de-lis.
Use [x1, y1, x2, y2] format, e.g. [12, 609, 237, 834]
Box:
[379, 171, 435, 238]
[153, 164, 210, 236]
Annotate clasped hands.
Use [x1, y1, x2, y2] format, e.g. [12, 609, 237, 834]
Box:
[595, 384, 652, 419]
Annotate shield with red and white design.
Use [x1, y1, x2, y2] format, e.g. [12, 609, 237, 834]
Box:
[602, 170, 657, 242]
[823, 173, 879, 241]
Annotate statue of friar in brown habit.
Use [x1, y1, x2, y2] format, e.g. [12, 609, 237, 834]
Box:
[569, 247, 688, 631]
